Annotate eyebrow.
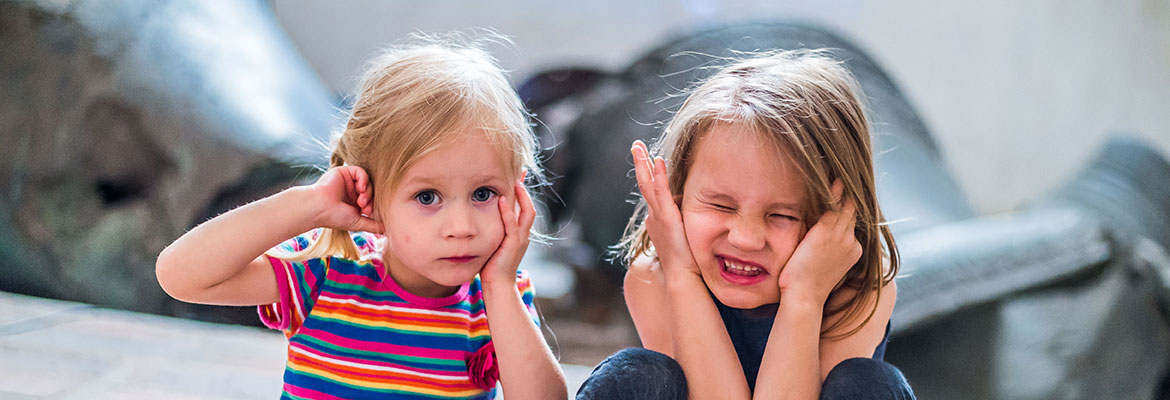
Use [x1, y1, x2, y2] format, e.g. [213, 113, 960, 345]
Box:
[402, 173, 506, 188]
[700, 189, 801, 210]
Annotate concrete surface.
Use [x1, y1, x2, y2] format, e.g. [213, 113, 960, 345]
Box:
[0, 292, 593, 398]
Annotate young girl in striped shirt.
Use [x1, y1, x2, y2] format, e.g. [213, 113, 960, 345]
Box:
[156, 33, 567, 400]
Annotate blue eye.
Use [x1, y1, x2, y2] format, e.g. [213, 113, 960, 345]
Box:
[472, 187, 497, 203]
[415, 190, 439, 205]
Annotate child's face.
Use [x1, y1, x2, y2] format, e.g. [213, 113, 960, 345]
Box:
[680, 124, 808, 309]
[378, 132, 513, 298]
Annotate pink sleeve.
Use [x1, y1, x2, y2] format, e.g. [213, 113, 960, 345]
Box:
[256, 233, 329, 336]
[516, 270, 540, 327]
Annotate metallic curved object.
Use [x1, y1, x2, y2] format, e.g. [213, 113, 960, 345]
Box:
[0, 0, 336, 322]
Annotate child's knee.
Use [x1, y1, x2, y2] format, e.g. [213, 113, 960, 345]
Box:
[821, 358, 915, 400]
[577, 347, 686, 400]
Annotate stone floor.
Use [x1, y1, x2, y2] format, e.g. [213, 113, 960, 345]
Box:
[0, 291, 598, 399]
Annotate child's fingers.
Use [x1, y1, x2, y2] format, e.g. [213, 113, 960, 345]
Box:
[514, 180, 536, 234]
[631, 142, 659, 212]
[838, 195, 859, 237]
[357, 167, 369, 194]
[497, 194, 518, 238]
[353, 215, 383, 234]
[340, 167, 360, 205]
[830, 179, 845, 207]
[651, 156, 674, 215]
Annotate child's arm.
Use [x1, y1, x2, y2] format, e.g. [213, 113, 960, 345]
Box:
[817, 277, 897, 379]
[623, 254, 673, 355]
[631, 142, 753, 400]
[752, 183, 879, 400]
[155, 166, 381, 306]
[479, 181, 567, 400]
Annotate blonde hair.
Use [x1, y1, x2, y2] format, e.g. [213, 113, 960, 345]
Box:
[618, 49, 899, 338]
[281, 32, 540, 261]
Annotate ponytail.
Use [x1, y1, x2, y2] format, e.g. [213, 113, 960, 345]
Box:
[267, 147, 364, 261]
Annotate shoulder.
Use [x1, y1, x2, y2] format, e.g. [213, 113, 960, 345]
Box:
[823, 276, 896, 338]
[350, 231, 385, 260]
[625, 253, 663, 283]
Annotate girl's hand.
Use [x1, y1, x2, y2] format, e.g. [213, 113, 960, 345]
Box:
[631, 140, 701, 280]
[480, 179, 535, 290]
[308, 166, 383, 234]
[777, 180, 862, 307]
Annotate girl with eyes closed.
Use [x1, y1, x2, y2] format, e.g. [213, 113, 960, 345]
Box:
[577, 50, 915, 400]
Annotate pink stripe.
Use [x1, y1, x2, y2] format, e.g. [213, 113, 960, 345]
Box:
[291, 352, 475, 390]
[322, 293, 480, 317]
[283, 384, 351, 400]
[258, 255, 294, 331]
[294, 329, 469, 368]
[314, 296, 478, 320]
[314, 303, 473, 328]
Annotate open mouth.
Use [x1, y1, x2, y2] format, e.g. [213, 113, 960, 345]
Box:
[717, 256, 769, 285]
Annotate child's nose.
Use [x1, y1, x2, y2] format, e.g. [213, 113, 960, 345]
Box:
[442, 204, 478, 239]
[727, 217, 766, 251]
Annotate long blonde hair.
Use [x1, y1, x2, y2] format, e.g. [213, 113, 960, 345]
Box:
[280, 32, 540, 261]
[618, 49, 899, 338]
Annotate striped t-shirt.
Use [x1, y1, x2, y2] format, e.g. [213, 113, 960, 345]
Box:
[258, 231, 539, 399]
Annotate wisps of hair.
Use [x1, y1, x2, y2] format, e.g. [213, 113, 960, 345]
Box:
[272, 29, 545, 262]
[614, 48, 900, 339]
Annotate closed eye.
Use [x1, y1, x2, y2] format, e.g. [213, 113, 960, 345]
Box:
[709, 202, 735, 212]
[769, 213, 798, 221]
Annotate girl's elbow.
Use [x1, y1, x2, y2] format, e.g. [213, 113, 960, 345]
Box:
[155, 246, 194, 302]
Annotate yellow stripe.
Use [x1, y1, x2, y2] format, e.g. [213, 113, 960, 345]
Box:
[314, 310, 491, 336]
[290, 361, 484, 397]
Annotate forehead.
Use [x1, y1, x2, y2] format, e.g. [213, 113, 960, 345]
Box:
[399, 132, 514, 187]
[685, 124, 806, 206]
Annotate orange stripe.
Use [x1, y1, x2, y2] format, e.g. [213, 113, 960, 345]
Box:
[313, 303, 479, 330]
[314, 298, 476, 324]
[288, 352, 477, 392]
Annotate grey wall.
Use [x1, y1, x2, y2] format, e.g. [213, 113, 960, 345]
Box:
[271, 0, 1170, 214]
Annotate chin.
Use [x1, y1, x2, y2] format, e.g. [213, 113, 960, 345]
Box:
[712, 287, 779, 309]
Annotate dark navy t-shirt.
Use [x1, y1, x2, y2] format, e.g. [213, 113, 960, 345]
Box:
[713, 295, 889, 391]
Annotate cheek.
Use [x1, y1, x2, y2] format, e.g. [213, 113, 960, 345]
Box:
[770, 225, 805, 262]
[479, 209, 505, 244]
[681, 211, 725, 252]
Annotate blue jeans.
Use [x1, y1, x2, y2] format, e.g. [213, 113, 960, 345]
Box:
[576, 348, 915, 400]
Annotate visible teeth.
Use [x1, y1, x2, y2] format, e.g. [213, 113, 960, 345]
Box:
[724, 260, 762, 274]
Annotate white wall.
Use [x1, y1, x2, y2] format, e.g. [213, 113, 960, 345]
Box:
[271, 0, 1170, 213]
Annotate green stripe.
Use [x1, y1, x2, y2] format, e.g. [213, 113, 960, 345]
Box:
[311, 313, 475, 339]
[285, 368, 486, 399]
[298, 335, 467, 367]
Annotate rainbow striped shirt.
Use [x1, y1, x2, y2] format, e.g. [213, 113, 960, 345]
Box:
[258, 231, 538, 399]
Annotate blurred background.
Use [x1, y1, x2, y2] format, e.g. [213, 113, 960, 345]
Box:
[1, 0, 1168, 398]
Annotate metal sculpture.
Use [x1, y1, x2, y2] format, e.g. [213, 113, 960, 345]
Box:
[0, 0, 337, 323]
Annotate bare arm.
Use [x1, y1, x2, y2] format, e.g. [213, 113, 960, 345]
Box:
[817, 280, 897, 380]
[753, 182, 868, 400]
[752, 279, 896, 400]
[155, 166, 381, 306]
[480, 182, 567, 400]
[623, 255, 673, 355]
[631, 142, 752, 400]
